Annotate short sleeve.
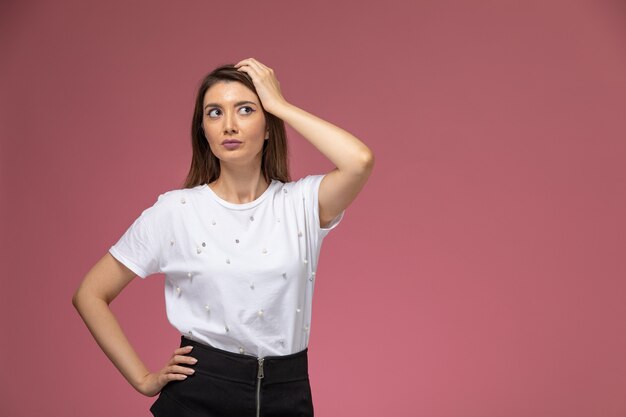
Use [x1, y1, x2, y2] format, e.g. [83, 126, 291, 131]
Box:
[108, 195, 166, 279]
[297, 174, 345, 241]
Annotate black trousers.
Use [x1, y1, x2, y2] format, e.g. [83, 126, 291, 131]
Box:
[150, 336, 314, 417]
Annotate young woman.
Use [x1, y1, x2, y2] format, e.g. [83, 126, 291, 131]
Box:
[72, 57, 374, 416]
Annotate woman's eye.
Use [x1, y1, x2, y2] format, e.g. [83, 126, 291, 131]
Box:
[239, 106, 254, 115]
[207, 109, 221, 117]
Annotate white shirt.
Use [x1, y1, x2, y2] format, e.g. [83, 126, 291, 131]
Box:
[109, 174, 344, 357]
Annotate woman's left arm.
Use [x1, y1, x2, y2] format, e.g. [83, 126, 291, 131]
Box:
[236, 58, 375, 227]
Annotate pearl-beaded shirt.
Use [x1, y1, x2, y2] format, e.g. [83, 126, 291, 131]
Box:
[109, 174, 344, 357]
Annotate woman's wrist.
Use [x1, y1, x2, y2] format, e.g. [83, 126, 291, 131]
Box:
[264, 98, 292, 118]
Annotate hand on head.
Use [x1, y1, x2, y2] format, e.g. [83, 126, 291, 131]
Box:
[234, 58, 288, 115]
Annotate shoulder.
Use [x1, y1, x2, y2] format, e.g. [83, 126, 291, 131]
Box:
[141, 184, 207, 215]
[157, 184, 206, 202]
[280, 174, 324, 194]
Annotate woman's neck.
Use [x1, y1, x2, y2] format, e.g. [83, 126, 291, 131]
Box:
[209, 166, 269, 204]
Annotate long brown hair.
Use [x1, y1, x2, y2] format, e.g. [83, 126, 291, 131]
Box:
[182, 64, 290, 188]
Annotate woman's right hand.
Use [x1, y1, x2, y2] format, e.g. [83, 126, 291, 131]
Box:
[136, 345, 198, 397]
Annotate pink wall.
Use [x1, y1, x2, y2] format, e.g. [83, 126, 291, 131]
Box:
[2, 0, 626, 415]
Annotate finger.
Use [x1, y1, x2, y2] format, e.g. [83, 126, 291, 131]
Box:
[236, 58, 268, 74]
[167, 364, 196, 376]
[248, 59, 271, 73]
[163, 372, 188, 382]
[235, 64, 257, 78]
[172, 354, 198, 365]
[234, 58, 253, 68]
[235, 62, 260, 76]
[236, 65, 266, 84]
[173, 346, 193, 355]
[237, 64, 273, 84]
[246, 58, 265, 69]
[235, 64, 251, 74]
[235, 57, 260, 67]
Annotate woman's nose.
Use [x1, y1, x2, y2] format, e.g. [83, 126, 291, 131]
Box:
[223, 111, 238, 134]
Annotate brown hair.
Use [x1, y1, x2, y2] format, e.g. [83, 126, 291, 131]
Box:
[182, 64, 291, 188]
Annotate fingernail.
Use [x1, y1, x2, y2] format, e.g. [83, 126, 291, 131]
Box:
[186, 346, 193, 350]
[190, 358, 198, 363]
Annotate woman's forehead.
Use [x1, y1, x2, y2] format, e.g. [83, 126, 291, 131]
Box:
[203, 81, 258, 105]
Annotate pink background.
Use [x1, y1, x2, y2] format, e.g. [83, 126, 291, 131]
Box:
[2, 0, 626, 416]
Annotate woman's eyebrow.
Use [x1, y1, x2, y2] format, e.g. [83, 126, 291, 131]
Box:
[204, 100, 258, 110]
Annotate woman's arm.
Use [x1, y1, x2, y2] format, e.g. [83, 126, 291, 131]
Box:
[72, 253, 196, 396]
[235, 58, 375, 227]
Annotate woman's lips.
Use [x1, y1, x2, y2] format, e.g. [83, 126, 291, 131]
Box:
[222, 140, 242, 149]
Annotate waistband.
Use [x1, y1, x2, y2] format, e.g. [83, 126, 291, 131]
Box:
[179, 336, 309, 385]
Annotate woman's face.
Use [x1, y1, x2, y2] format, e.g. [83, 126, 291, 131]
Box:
[201, 81, 268, 168]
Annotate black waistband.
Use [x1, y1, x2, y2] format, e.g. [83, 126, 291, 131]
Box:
[179, 336, 309, 385]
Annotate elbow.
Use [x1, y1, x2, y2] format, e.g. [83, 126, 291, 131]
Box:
[358, 149, 375, 176]
[363, 150, 375, 170]
[73, 286, 112, 308]
[72, 290, 82, 309]
[343, 150, 374, 178]
[72, 286, 92, 309]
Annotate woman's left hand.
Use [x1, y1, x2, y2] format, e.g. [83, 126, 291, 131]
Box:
[235, 58, 288, 115]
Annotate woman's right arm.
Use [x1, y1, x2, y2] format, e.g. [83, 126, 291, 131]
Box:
[72, 252, 197, 397]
